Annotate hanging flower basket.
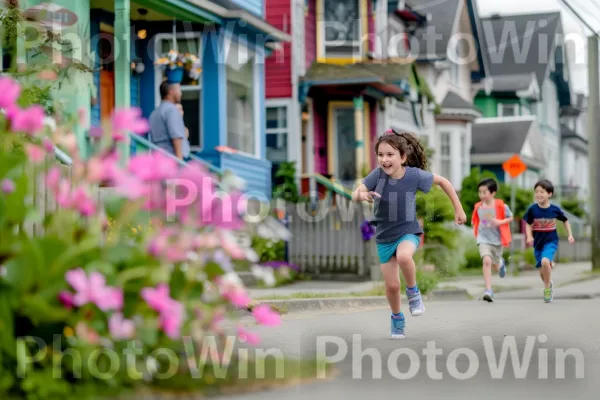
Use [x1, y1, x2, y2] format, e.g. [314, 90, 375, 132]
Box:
[156, 50, 202, 84]
[165, 66, 184, 83]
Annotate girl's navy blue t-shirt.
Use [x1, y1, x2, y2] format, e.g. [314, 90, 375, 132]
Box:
[523, 203, 568, 249]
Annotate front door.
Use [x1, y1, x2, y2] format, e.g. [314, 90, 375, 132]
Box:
[333, 106, 356, 185]
[100, 70, 114, 122]
[99, 31, 115, 123]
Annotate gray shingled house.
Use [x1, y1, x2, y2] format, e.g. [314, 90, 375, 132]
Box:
[472, 11, 574, 191]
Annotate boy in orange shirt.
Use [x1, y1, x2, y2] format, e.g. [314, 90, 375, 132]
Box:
[471, 178, 513, 302]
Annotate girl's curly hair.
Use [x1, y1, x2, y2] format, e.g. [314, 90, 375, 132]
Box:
[375, 128, 428, 170]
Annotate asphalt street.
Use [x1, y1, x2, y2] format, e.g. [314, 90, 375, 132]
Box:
[224, 298, 600, 399]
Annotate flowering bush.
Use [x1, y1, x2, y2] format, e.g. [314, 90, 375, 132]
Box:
[0, 75, 289, 399]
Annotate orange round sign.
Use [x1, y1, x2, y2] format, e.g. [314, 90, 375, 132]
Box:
[502, 154, 527, 178]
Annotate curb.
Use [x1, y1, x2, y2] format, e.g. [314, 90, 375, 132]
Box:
[497, 292, 600, 301]
[248, 288, 471, 314]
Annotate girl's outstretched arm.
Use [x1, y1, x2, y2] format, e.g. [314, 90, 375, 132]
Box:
[433, 174, 467, 224]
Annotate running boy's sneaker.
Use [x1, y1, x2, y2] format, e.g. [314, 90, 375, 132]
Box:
[499, 257, 506, 278]
[544, 280, 554, 303]
[390, 314, 406, 339]
[482, 289, 494, 302]
[407, 289, 425, 316]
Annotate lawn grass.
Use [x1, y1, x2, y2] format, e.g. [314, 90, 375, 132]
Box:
[113, 357, 334, 399]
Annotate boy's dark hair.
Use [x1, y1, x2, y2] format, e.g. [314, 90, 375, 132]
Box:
[478, 178, 498, 194]
[534, 179, 554, 194]
[375, 128, 428, 170]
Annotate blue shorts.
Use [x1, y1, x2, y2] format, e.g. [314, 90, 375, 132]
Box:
[376, 234, 421, 264]
[534, 241, 558, 268]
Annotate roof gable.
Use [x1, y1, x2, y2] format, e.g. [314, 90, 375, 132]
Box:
[479, 12, 562, 88]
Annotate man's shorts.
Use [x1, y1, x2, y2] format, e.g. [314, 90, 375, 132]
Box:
[478, 243, 504, 265]
[534, 241, 558, 268]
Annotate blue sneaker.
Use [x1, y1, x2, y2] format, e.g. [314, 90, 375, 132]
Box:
[407, 289, 425, 316]
[390, 314, 405, 339]
[483, 289, 494, 302]
[499, 258, 506, 278]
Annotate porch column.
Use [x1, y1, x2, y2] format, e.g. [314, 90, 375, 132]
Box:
[354, 96, 365, 179]
[23, 0, 91, 158]
[115, 0, 131, 164]
[200, 27, 227, 163]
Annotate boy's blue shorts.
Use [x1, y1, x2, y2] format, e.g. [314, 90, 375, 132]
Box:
[534, 241, 558, 268]
[376, 234, 421, 264]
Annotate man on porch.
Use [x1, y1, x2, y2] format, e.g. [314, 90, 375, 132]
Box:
[148, 81, 188, 160]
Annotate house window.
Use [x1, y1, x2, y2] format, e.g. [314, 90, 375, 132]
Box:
[226, 41, 256, 155]
[498, 103, 518, 117]
[320, 0, 363, 59]
[450, 61, 460, 85]
[440, 132, 451, 178]
[266, 106, 288, 164]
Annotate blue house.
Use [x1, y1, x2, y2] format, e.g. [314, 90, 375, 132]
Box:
[84, 0, 290, 200]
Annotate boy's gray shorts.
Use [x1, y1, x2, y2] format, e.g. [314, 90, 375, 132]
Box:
[478, 243, 503, 265]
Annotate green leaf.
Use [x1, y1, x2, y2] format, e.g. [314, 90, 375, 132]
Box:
[170, 266, 186, 294]
[0, 291, 16, 357]
[18, 295, 70, 325]
[2, 249, 38, 293]
[85, 260, 115, 277]
[50, 237, 99, 278]
[204, 261, 225, 280]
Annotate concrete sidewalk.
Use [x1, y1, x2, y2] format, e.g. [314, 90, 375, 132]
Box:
[246, 262, 600, 312]
[436, 261, 597, 299]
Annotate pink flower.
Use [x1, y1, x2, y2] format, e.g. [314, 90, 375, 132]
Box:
[222, 285, 251, 308]
[57, 291, 74, 309]
[0, 77, 20, 109]
[200, 192, 246, 231]
[219, 231, 247, 260]
[141, 283, 173, 313]
[141, 283, 185, 339]
[71, 187, 97, 216]
[42, 137, 54, 153]
[252, 304, 281, 326]
[1, 179, 15, 194]
[46, 167, 61, 189]
[128, 152, 179, 182]
[159, 302, 184, 339]
[237, 326, 260, 345]
[109, 313, 135, 340]
[111, 108, 149, 140]
[10, 105, 45, 135]
[75, 322, 100, 345]
[25, 144, 45, 164]
[65, 268, 123, 311]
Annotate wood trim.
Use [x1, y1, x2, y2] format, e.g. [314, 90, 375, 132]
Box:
[364, 101, 371, 169]
[316, 0, 368, 63]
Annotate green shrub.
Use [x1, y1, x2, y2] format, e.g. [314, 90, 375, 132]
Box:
[463, 239, 482, 269]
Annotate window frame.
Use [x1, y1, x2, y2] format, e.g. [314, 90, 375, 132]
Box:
[316, 0, 368, 62]
[153, 32, 204, 151]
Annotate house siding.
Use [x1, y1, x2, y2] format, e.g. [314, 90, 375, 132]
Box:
[231, 0, 264, 17]
[305, 0, 316, 70]
[474, 96, 497, 117]
[221, 153, 272, 197]
[265, 0, 292, 98]
[369, 99, 377, 169]
[367, 0, 374, 54]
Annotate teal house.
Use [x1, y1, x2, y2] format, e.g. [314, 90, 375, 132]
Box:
[19, 0, 290, 200]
